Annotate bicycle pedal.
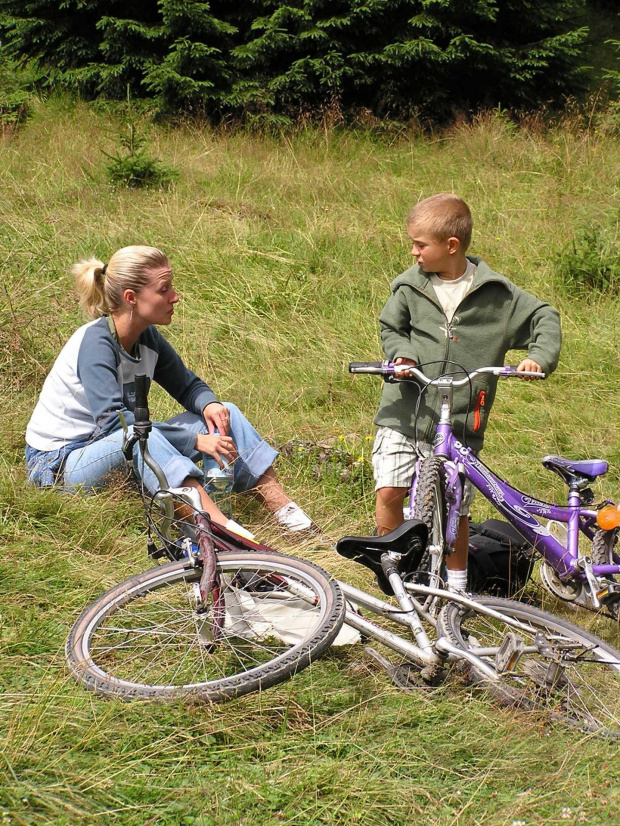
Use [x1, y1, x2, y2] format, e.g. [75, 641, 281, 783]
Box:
[597, 580, 620, 602]
[495, 631, 525, 672]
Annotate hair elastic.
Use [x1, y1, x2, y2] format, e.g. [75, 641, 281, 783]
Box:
[101, 263, 108, 276]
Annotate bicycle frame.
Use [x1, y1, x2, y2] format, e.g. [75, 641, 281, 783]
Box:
[409, 369, 620, 586]
[430, 435, 611, 579]
[336, 578, 524, 681]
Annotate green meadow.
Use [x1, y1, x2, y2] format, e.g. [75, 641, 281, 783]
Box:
[2, 98, 620, 825]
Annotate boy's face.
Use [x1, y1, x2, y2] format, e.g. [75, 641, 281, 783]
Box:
[407, 224, 457, 275]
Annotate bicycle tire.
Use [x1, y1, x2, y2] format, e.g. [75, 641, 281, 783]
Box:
[66, 550, 345, 702]
[438, 595, 620, 735]
[412, 456, 447, 585]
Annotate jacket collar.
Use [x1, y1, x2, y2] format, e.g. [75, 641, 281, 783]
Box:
[389, 256, 511, 294]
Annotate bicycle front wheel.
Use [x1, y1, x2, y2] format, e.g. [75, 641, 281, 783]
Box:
[438, 596, 620, 734]
[67, 550, 345, 702]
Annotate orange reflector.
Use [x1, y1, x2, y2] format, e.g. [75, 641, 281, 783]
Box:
[597, 504, 620, 530]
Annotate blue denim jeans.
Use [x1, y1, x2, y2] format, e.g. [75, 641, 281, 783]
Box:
[30, 403, 278, 495]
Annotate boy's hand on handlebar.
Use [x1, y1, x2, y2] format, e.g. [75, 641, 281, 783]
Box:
[195, 433, 237, 467]
[394, 356, 417, 378]
[516, 358, 544, 379]
[203, 402, 230, 436]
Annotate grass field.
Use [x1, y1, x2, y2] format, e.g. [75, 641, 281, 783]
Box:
[3, 97, 620, 825]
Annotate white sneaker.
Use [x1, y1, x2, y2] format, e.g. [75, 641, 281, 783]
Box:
[274, 502, 316, 533]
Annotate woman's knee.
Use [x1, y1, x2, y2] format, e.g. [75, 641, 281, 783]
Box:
[223, 402, 242, 421]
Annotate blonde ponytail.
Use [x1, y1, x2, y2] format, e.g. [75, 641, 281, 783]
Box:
[72, 258, 108, 319]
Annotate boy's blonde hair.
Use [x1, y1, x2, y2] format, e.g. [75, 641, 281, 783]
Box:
[72, 245, 169, 319]
[407, 194, 473, 251]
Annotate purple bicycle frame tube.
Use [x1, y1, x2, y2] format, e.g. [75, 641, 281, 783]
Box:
[434, 430, 618, 579]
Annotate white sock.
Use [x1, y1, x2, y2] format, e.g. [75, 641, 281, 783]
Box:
[446, 568, 468, 592]
[274, 501, 313, 532]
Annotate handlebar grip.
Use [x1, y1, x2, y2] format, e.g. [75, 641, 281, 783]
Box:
[503, 366, 546, 379]
[349, 361, 388, 374]
[134, 374, 150, 423]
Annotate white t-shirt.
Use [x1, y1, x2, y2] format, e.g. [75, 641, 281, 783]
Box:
[430, 259, 477, 321]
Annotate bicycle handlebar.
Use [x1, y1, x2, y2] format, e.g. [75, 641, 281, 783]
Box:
[348, 361, 546, 384]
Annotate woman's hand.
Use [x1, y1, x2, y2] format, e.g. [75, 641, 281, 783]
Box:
[203, 402, 230, 436]
[194, 433, 237, 468]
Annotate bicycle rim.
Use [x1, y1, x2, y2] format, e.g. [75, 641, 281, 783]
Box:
[438, 596, 620, 735]
[66, 550, 345, 702]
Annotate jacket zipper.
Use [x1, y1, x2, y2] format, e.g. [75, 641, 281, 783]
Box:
[409, 280, 488, 446]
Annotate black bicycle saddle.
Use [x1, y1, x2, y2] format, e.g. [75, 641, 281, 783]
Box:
[336, 519, 428, 595]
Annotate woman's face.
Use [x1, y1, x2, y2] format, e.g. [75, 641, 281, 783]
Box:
[132, 265, 179, 326]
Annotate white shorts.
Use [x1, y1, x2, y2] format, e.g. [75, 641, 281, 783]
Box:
[372, 426, 476, 516]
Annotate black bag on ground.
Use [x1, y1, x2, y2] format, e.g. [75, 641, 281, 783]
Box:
[467, 518, 534, 597]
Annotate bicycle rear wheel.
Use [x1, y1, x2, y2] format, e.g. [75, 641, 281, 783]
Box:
[67, 550, 345, 702]
[438, 596, 620, 735]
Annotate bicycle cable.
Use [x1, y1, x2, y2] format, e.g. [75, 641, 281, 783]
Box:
[402, 359, 476, 450]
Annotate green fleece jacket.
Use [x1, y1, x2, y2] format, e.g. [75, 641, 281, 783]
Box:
[374, 257, 561, 452]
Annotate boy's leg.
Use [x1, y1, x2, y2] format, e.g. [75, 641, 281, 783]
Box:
[372, 426, 417, 535]
[445, 480, 475, 591]
[375, 486, 409, 535]
[446, 515, 470, 570]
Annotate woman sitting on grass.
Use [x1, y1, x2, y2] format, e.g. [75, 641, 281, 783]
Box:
[25, 245, 315, 535]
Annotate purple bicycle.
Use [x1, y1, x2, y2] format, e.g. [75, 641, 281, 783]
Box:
[350, 360, 620, 619]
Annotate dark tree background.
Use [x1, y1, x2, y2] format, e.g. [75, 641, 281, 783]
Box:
[0, 0, 595, 120]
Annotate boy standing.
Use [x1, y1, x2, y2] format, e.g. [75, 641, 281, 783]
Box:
[372, 194, 561, 592]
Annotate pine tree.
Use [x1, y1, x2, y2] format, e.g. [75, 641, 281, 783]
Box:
[0, 0, 591, 119]
[142, 1, 236, 112]
[229, 0, 588, 118]
[0, 0, 162, 96]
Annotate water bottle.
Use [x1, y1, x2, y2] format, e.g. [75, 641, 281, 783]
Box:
[205, 463, 234, 517]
